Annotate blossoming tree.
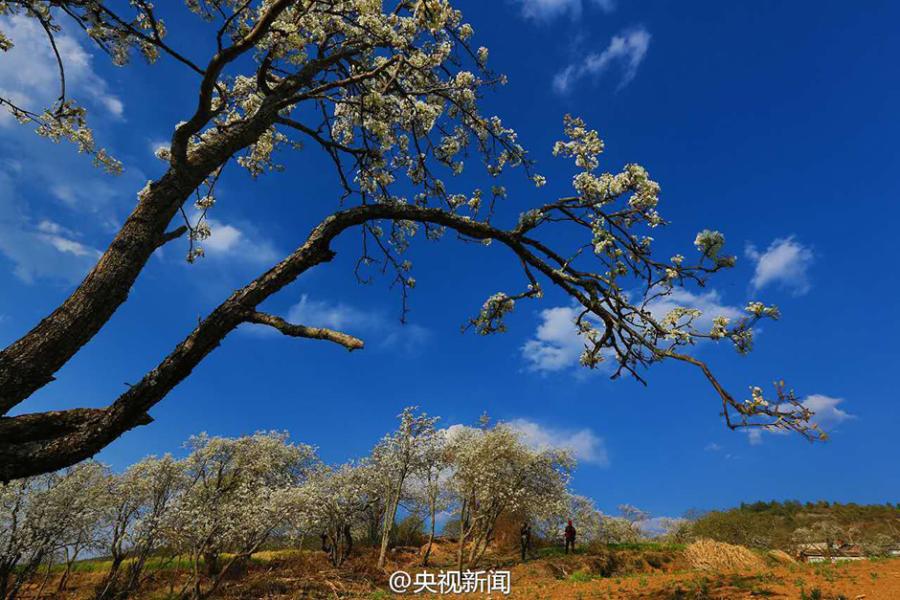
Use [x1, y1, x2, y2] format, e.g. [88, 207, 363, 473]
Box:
[370, 407, 440, 567]
[0, 0, 818, 481]
[161, 432, 318, 599]
[294, 462, 372, 567]
[0, 462, 107, 600]
[93, 454, 184, 600]
[445, 422, 573, 569]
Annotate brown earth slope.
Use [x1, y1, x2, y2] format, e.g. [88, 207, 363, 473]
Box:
[17, 544, 900, 599]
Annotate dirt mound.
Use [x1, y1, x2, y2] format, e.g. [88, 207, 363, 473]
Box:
[531, 560, 569, 579]
[417, 538, 459, 566]
[684, 539, 766, 573]
[529, 548, 679, 581]
[767, 549, 797, 564]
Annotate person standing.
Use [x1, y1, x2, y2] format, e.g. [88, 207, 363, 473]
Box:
[520, 522, 532, 561]
[564, 520, 577, 554]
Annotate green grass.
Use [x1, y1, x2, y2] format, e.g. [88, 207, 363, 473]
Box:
[42, 549, 308, 578]
[535, 546, 586, 558]
[665, 575, 711, 600]
[607, 542, 686, 552]
[535, 541, 683, 558]
[567, 570, 593, 583]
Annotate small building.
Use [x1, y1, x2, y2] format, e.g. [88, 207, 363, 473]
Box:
[797, 542, 866, 563]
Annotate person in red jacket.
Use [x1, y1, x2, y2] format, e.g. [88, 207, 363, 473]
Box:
[564, 520, 577, 553]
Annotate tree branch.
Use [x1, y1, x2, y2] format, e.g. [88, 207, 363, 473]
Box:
[170, 0, 295, 167]
[0, 203, 525, 480]
[245, 311, 364, 351]
[155, 225, 189, 249]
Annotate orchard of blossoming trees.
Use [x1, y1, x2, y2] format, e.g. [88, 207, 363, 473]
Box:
[0, 0, 822, 481]
[0, 409, 672, 600]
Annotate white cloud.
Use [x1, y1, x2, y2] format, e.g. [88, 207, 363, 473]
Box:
[507, 418, 609, 466]
[441, 423, 472, 444]
[444, 420, 608, 466]
[745, 236, 814, 296]
[802, 394, 855, 431]
[0, 145, 145, 283]
[704, 442, 722, 452]
[523, 289, 739, 373]
[39, 232, 99, 258]
[522, 306, 588, 373]
[747, 429, 764, 445]
[747, 394, 854, 444]
[200, 218, 279, 264]
[0, 190, 102, 283]
[0, 15, 123, 124]
[512, 0, 615, 21]
[36, 220, 72, 236]
[287, 294, 381, 331]
[203, 221, 242, 253]
[381, 323, 431, 353]
[553, 27, 650, 94]
[0, 18, 149, 285]
[636, 516, 688, 537]
[0, 146, 145, 283]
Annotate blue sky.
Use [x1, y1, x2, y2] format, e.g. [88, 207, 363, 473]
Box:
[1, 0, 898, 518]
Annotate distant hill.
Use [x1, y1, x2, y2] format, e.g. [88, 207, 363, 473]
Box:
[689, 501, 900, 552]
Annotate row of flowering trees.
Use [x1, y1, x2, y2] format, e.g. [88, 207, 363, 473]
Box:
[1, 407, 684, 599]
[0, 433, 313, 600]
[0, 408, 606, 599]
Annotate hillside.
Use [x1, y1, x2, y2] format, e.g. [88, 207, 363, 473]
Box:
[689, 501, 900, 552]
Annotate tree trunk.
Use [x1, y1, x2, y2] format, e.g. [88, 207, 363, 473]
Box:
[34, 561, 53, 599]
[456, 499, 469, 572]
[0, 567, 10, 600]
[377, 487, 402, 568]
[422, 500, 437, 567]
[123, 551, 150, 597]
[0, 168, 202, 415]
[470, 523, 495, 569]
[0, 86, 288, 417]
[95, 554, 124, 600]
[58, 545, 82, 594]
[0, 202, 520, 480]
[203, 553, 219, 577]
[343, 524, 353, 561]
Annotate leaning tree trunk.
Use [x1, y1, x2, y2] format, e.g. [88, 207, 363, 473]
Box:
[0, 94, 287, 480]
[422, 499, 437, 567]
[378, 475, 406, 568]
[0, 167, 202, 414]
[94, 554, 124, 600]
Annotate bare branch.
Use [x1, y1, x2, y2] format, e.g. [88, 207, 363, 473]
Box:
[155, 225, 189, 249]
[245, 311, 364, 351]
